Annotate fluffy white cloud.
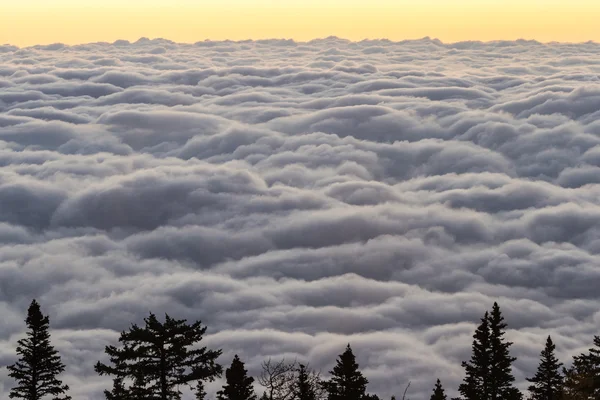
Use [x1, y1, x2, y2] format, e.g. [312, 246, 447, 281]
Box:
[1, 36, 600, 399]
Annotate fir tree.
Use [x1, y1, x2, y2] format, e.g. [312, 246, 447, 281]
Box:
[487, 303, 521, 400]
[430, 379, 447, 400]
[95, 312, 222, 400]
[294, 364, 317, 400]
[581, 335, 600, 397]
[562, 336, 600, 400]
[458, 304, 522, 400]
[217, 355, 257, 400]
[526, 336, 563, 400]
[7, 299, 71, 400]
[458, 312, 491, 400]
[321, 344, 368, 400]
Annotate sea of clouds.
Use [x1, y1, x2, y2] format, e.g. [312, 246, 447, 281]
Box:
[1, 36, 600, 399]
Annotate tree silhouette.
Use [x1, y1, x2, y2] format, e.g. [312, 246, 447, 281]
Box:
[217, 355, 257, 400]
[95, 312, 222, 400]
[458, 312, 491, 400]
[563, 336, 600, 400]
[429, 379, 447, 400]
[293, 364, 317, 400]
[487, 303, 521, 400]
[259, 358, 296, 400]
[527, 336, 563, 400]
[458, 304, 522, 400]
[321, 344, 368, 400]
[7, 299, 71, 400]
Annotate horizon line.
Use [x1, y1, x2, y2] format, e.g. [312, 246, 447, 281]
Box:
[5, 35, 600, 50]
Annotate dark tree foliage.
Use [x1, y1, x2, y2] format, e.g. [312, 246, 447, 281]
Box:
[430, 379, 447, 400]
[458, 303, 521, 400]
[562, 356, 594, 400]
[363, 395, 380, 400]
[562, 336, 600, 400]
[95, 312, 222, 400]
[321, 344, 369, 400]
[217, 355, 257, 400]
[195, 381, 207, 400]
[487, 303, 521, 400]
[294, 364, 317, 400]
[581, 336, 600, 397]
[526, 336, 563, 400]
[7, 299, 71, 400]
[458, 312, 491, 400]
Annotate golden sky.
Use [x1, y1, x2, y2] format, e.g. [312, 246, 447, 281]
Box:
[2, 0, 600, 47]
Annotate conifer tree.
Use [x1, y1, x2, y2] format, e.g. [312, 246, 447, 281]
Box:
[7, 299, 71, 400]
[527, 336, 563, 400]
[562, 336, 600, 400]
[488, 303, 521, 400]
[217, 355, 257, 400]
[458, 303, 522, 400]
[562, 356, 593, 400]
[321, 344, 368, 400]
[294, 364, 317, 400]
[581, 335, 600, 397]
[95, 312, 222, 400]
[430, 379, 447, 400]
[458, 312, 491, 400]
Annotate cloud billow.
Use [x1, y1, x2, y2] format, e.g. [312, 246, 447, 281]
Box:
[1, 37, 600, 399]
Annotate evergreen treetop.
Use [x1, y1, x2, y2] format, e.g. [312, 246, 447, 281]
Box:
[217, 354, 257, 400]
[430, 379, 447, 400]
[488, 302, 521, 400]
[95, 312, 222, 400]
[294, 364, 317, 400]
[458, 303, 522, 400]
[458, 311, 491, 400]
[321, 344, 368, 400]
[7, 299, 71, 400]
[527, 336, 563, 400]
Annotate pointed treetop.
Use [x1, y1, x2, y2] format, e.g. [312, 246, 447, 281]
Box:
[527, 335, 563, 400]
[322, 344, 368, 400]
[8, 299, 71, 400]
[26, 298, 46, 327]
[430, 379, 447, 400]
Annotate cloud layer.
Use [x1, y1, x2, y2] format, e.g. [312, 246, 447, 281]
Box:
[2, 36, 600, 399]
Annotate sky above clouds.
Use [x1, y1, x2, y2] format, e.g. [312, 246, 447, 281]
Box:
[2, 37, 600, 399]
[3, 0, 600, 46]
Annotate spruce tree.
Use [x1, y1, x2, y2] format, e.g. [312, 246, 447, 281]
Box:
[458, 304, 522, 400]
[430, 379, 447, 400]
[562, 336, 600, 400]
[527, 336, 563, 400]
[95, 312, 222, 400]
[217, 355, 257, 400]
[321, 344, 368, 400]
[562, 355, 594, 400]
[581, 336, 600, 397]
[7, 299, 71, 400]
[294, 364, 317, 400]
[488, 303, 521, 400]
[458, 312, 491, 400]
